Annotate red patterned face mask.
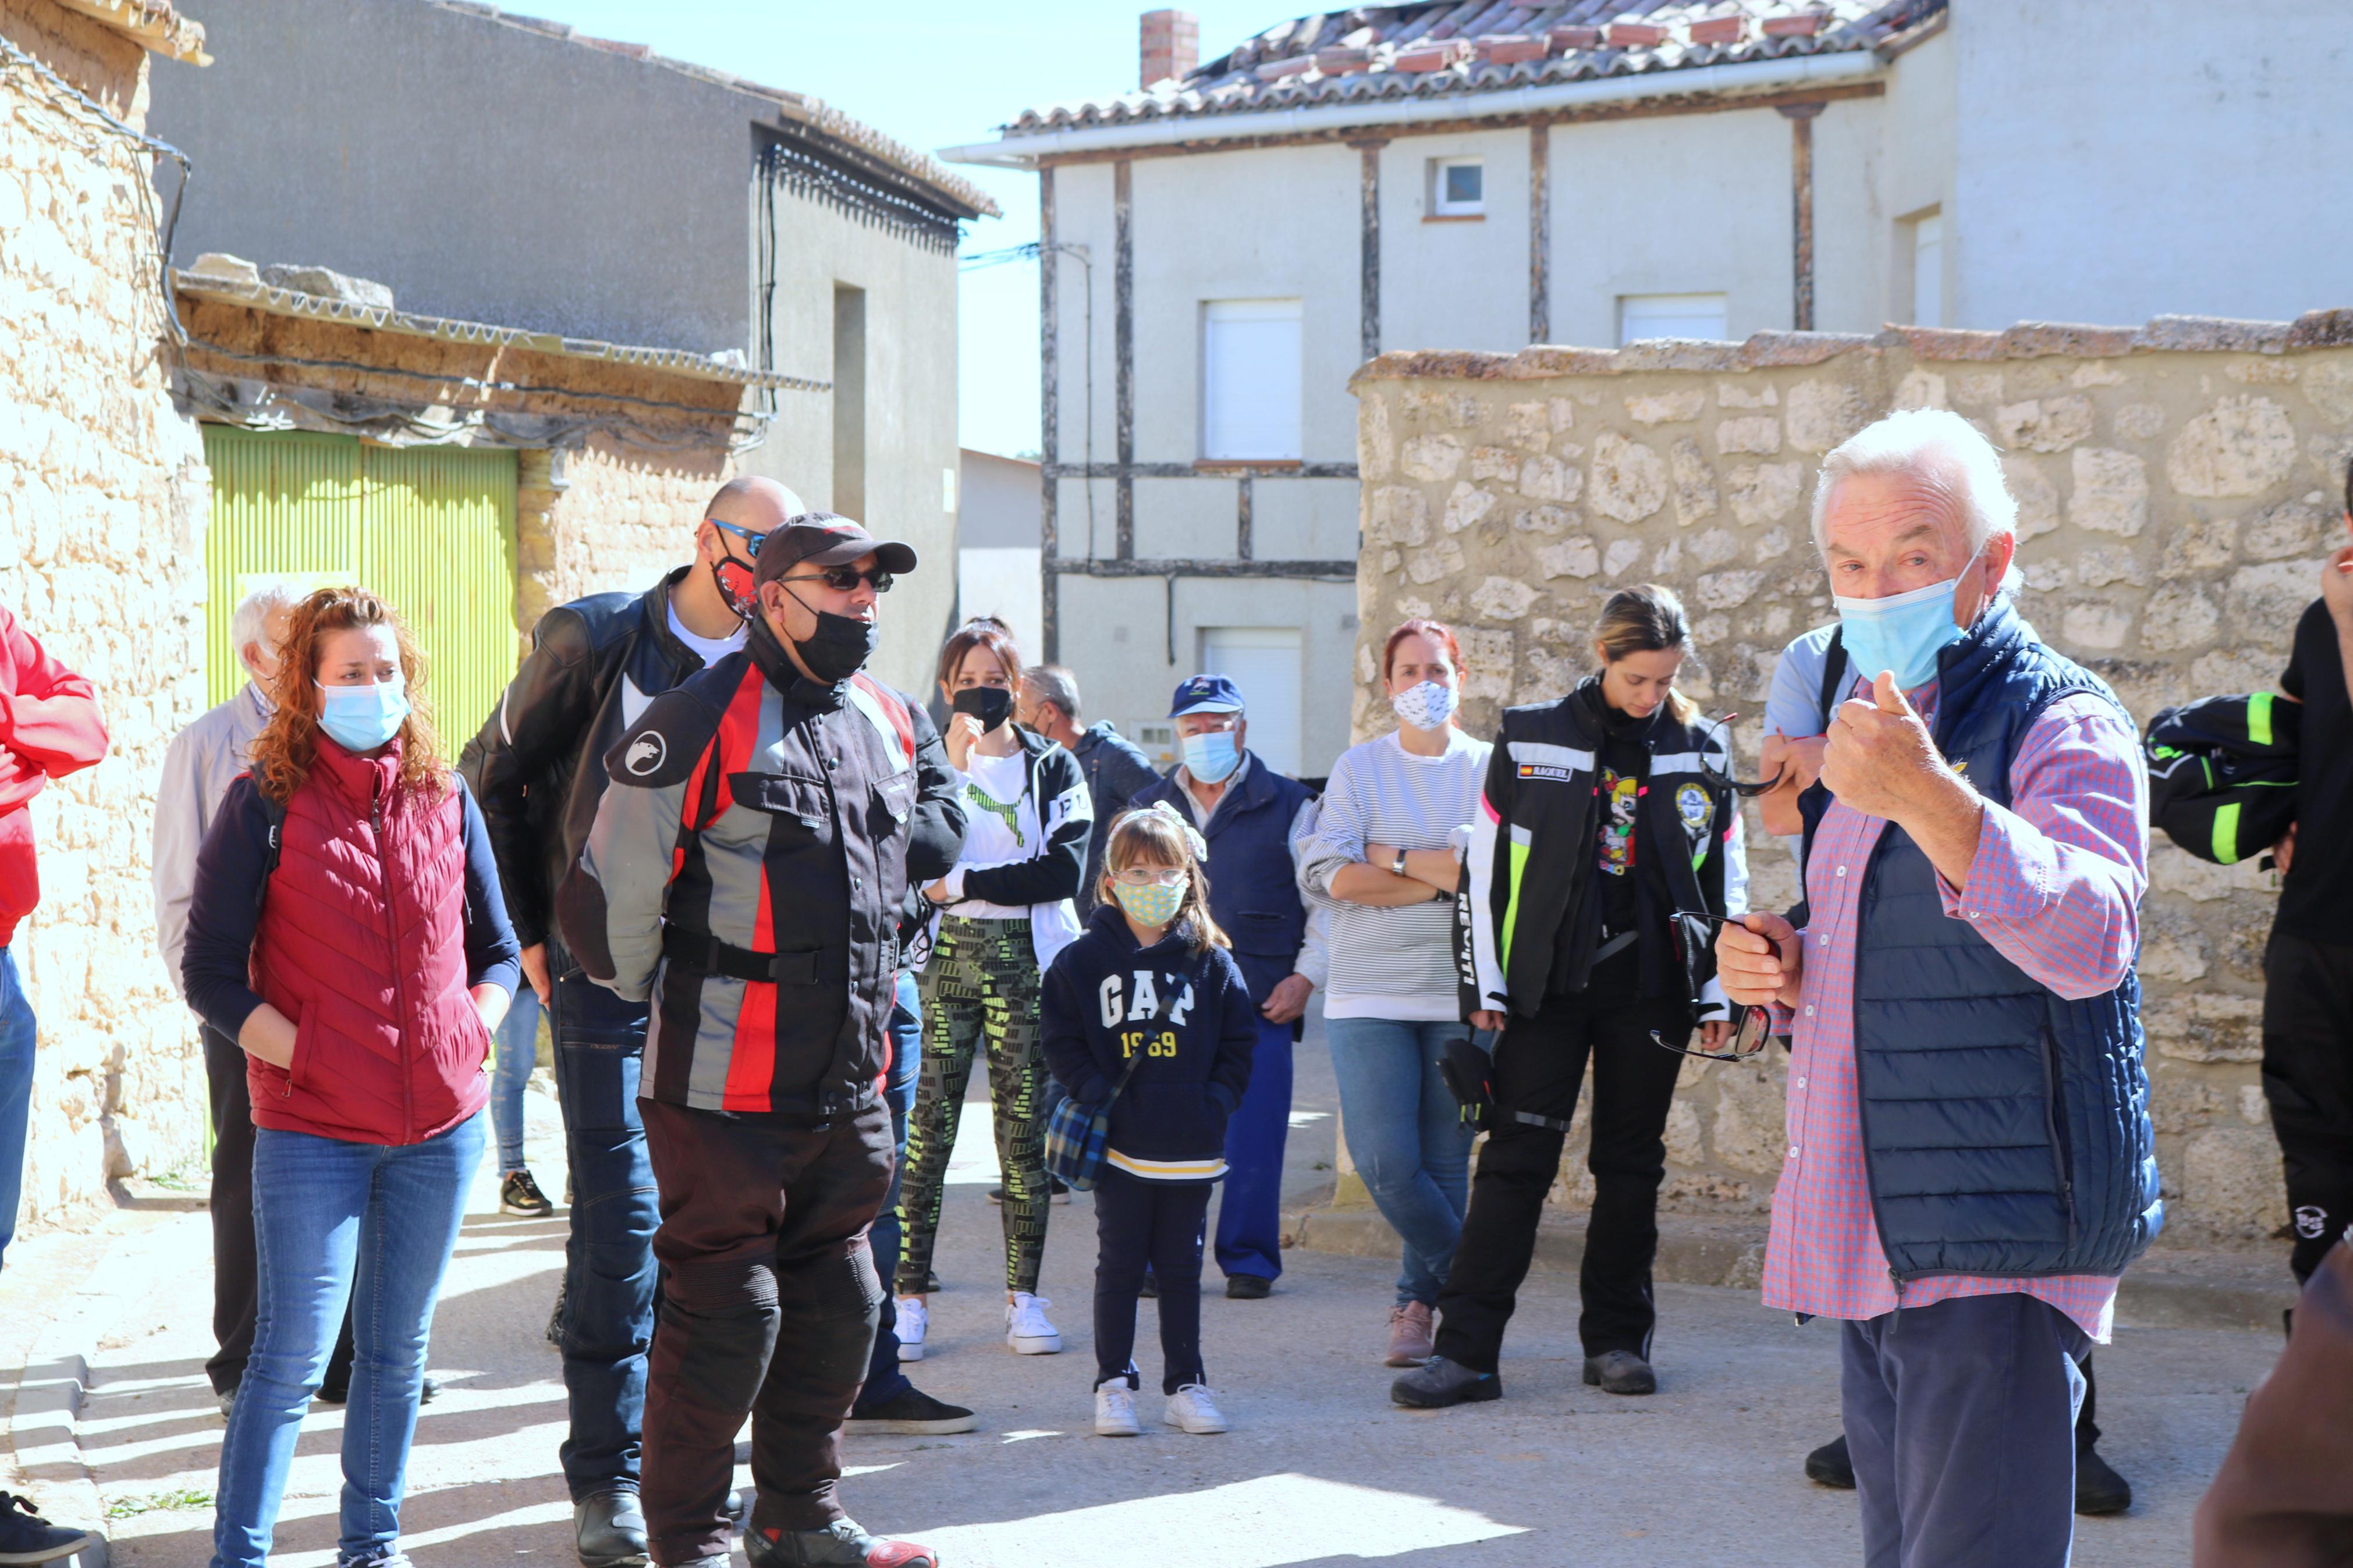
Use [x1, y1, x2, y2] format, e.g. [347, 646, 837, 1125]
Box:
[711, 555, 758, 620]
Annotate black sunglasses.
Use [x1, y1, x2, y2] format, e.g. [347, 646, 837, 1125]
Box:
[1649, 908, 1776, 1062]
[780, 566, 895, 595]
[1699, 711, 1787, 797]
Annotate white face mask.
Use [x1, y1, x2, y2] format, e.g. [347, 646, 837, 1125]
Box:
[1390, 679, 1460, 733]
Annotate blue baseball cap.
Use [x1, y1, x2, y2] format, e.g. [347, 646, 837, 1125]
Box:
[1169, 674, 1244, 717]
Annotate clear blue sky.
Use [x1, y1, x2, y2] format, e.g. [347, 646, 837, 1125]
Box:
[507, 1, 1284, 458]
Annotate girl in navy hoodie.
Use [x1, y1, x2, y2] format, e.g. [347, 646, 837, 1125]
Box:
[1042, 803, 1258, 1438]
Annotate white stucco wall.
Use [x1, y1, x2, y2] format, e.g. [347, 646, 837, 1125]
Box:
[1950, 0, 2353, 329]
[1380, 127, 1531, 356]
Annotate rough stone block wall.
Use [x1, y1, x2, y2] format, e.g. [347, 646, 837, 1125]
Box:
[1350, 312, 2353, 1246]
[526, 439, 730, 627]
[0, 0, 212, 1224]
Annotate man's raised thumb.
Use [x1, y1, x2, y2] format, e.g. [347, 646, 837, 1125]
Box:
[1873, 669, 1911, 714]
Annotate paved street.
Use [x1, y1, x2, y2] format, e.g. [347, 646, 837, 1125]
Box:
[4, 1025, 2285, 1567]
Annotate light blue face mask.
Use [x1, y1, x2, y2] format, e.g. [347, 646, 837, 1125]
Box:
[1833, 548, 1983, 694]
[1180, 726, 1241, 783]
[316, 674, 411, 753]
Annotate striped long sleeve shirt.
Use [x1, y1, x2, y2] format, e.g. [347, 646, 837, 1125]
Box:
[1295, 728, 1491, 1021]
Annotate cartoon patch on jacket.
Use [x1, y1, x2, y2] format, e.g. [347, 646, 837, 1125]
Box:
[1597, 767, 1638, 875]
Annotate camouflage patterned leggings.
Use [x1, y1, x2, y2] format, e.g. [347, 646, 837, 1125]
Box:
[895, 915, 1052, 1296]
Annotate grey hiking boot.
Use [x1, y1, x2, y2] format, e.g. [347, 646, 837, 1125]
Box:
[1582, 1350, 1657, 1395]
[1389, 1354, 1501, 1409]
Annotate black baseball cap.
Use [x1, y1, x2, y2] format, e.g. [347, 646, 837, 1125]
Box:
[751, 513, 918, 586]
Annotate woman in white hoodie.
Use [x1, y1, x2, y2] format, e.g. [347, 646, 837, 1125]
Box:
[895, 617, 1091, 1360]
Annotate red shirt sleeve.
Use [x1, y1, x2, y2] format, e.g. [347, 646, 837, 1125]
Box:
[0, 606, 109, 813]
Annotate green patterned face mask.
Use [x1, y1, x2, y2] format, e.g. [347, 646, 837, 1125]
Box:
[1110, 872, 1185, 929]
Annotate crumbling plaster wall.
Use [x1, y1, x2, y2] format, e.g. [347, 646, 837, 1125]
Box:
[0, 0, 212, 1225]
[1350, 312, 2353, 1245]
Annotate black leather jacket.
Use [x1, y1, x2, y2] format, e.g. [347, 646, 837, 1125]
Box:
[457, 566, 709, 952]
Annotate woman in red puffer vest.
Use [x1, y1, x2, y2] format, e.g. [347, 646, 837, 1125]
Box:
[182, 586, 519, 1568]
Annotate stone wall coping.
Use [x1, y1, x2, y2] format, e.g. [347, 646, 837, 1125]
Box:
[44, 0, 208, 63]
[172, 269, 827, 393]
[1350, 309, 2353, 388]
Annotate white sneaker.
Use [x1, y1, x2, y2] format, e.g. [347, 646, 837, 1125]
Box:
[1005, 1292, 1062, 1354]
[1093, 1381, 1141, 1437]
[895, 1297, 927, 1361]
[1163, 1384, 1229, 1434]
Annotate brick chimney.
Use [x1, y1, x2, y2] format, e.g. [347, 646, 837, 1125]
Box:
[1141, 9, 1199, 88]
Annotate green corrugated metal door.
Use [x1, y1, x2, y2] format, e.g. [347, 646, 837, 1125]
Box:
[203, 429, 520, 742]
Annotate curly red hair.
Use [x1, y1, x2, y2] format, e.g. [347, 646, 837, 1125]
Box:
[249, 587, 446, 806]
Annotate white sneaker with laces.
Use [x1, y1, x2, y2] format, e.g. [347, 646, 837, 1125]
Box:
[1163, 1384, 1229, 1434]
[1005, 1292, 1062, 1354]
[895, 1296, 927, 1361]
[1093, 1382, 1141, 1437]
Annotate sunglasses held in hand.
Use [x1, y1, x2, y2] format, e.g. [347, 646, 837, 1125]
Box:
[1651, 908, 1777, 1062]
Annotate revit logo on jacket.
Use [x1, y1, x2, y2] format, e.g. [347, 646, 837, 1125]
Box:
[624, 731, 667, 776]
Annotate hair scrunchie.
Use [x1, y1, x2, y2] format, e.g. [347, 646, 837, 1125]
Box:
[1147, 799, 1209, 863]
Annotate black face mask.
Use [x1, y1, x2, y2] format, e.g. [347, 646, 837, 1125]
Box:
[780, 586, 878, 684]
[953, 685, 1015, 733]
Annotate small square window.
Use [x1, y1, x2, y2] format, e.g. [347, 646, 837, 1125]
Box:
[1431, 157, 1484, 218]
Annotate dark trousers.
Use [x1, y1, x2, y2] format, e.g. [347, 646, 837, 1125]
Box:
[639, 1097, 893, 1566]
[1433, 991, 1688, 1371]
[551, 968, 659, 1502]
[1214, 1015, 1294, 1282]
[1843, 1292, 2091, 1568]
[2261, 931, 2353, 1282]
[1094, 1169, 1212, 1395]
[203, 1023, 353, 1399]
[853, 970, 922, 1414]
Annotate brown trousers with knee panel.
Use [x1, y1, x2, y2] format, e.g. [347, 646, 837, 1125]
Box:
[637, 1097, 893, 1567]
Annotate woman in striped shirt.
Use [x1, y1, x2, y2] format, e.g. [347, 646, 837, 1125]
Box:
[1296, 618, 1493, 1367]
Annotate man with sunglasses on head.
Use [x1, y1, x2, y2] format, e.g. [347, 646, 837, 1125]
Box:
[459, 475, 808, 1567]
[560, 514, 962, 1568]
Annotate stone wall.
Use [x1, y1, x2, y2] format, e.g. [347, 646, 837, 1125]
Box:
[1350, 311, 2353, 1245]
[0, 0, 214, 1224]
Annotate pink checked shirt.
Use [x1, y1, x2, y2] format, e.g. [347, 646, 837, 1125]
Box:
[1762, 680, 2149, 1343]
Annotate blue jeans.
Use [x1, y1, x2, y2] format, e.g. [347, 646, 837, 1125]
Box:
[0, 951, 33, 1272]
[1215, 1014, 1294, 1282]
[491, 985, 541, 1175]
[1843, 1292, 2092, 1568]
[854, 970, 922, 1412]
[551, 966, 658, 1502]
[211, 1112, 482, 1568]
[1324, 1016, 1477, 1307]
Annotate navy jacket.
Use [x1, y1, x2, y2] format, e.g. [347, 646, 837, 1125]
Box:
[1804, 596, 2163, 1283]
[1041, 905, 1258, 1181]
[1128, 753, 1311, 1002]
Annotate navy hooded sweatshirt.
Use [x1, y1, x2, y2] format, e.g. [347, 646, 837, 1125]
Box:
[1041, 903, 1258, 1182]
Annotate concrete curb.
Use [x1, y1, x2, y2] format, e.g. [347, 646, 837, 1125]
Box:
[1286, 1200, 2301, 1333]
[1, 1211, 204, 1568]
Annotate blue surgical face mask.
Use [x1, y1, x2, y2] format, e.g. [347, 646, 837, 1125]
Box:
[1180, 726, 1241, 783]
[315, 674, 411, 753]
[1833, 548, 1983, 694]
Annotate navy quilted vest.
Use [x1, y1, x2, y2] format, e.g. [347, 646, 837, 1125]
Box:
[1130, 753, 1310, 1002]
[1823, 597, 2163, 1283]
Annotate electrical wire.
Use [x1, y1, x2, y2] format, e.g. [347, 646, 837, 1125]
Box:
[959, 239, 1095, 553]
[0, 30, 192, 344]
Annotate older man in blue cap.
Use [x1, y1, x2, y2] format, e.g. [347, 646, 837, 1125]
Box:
[1127, 674, 1316, 1296]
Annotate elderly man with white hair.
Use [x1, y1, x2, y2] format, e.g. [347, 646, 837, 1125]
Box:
[151, 578, 364, 1416]
[1716, 408, 2161, 1567]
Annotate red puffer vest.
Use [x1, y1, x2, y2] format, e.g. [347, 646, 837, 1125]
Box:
[246, 737, 488, 1144]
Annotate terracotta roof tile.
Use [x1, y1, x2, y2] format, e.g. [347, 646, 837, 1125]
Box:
[1004, 0, 1941, 135]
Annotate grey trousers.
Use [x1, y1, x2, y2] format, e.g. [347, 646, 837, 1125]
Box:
[1841, 1291, 2092, 1568]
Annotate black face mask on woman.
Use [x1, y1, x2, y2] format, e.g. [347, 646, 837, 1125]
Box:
[779, 588, 879, 685]
[952, 685, 1014, 733]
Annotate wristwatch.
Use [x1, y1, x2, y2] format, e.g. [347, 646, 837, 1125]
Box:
[1390, 847, 1408, 877]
